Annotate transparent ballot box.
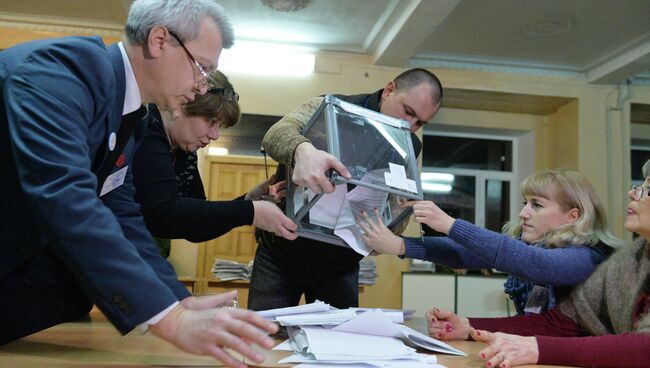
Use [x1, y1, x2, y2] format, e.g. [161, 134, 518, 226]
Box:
[286, 95, 423, 254]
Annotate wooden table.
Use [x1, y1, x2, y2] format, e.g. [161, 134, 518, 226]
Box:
[0, 313, 568, 367]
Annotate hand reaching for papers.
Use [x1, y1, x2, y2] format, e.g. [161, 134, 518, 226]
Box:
[252, 201, 298, 240]
[402, 200, 456, 235]
[472, 329, 539, 368]
[426, 307, 473, 340]
[245, 174, 287, 203]
[292, 142, 351, 194]
[151, 294, 279, 368]
[265, 179, 287, 203]
[356, 207, 405, 256]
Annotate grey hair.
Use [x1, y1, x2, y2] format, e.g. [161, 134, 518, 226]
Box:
[125, 0, 234, 48]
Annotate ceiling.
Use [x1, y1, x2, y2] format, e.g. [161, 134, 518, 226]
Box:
[1, 0, 650, 85]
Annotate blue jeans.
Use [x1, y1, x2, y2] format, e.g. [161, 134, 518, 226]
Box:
[248, 230, 362, 311]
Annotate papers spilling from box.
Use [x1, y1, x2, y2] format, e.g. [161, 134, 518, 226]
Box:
[257, 301, 465, 367]
[286, 95, 424, 255]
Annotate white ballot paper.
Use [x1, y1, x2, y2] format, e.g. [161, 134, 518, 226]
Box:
[348, 308, 405, 324]
[369, 307, 416, 321]
[276, 309, 358, 326]
[332, 170, 389, 255]
[332, 310, 465, 356]
[305, 169, 413, 256]
[256, 300, 331, 320]
[294, 361, 444, 368]
[277, 310, 465, 366]
[279, 326, 420, 363]
[384, 163, 418, 194]
[289, 355, 443, 368]
[309, 183, 348, 229]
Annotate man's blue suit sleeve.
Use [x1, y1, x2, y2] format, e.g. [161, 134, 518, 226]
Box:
[4, 39, 179, 334]
[102, 163, 191, 301]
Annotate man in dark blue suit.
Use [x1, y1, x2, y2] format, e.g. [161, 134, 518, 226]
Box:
[0, 0, 277, 365]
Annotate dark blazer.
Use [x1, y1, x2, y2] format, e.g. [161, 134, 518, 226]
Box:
[0, 36, 189, 334]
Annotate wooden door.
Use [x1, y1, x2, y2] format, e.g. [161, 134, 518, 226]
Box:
[199, 156, 277, 279]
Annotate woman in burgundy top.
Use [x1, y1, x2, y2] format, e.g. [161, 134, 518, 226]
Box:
[426, 160, 650, 368]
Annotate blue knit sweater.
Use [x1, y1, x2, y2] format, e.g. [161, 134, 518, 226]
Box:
[403, 219, 611, 315]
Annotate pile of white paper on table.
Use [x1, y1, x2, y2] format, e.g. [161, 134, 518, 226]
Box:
[358, 258, 377, 285]
[211, 258, 252, 281]
[258, 302, 465, 367]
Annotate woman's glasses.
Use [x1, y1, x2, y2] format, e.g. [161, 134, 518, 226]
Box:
[209, 87, 239, 102]
[631, 184, 650, 201]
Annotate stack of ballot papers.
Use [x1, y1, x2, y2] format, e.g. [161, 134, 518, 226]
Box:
[211, 258, 252, 281]
[256, 300, 332, 320]
[258, 302, 465, 367]
[256, 301, 408, 324]
[358, 258, 377, 285]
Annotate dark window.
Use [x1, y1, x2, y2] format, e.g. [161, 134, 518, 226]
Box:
[220, 113, 281, 156]
[421, 175, 475, 236]
[485, 180, 510, 233]
[422, 135, 512, 171]
[631, 148, 650, 181]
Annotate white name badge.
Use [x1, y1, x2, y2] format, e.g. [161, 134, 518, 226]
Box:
[99, 165, 128, 197]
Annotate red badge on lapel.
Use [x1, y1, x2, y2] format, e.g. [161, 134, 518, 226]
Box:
[115, 153, 126, 168]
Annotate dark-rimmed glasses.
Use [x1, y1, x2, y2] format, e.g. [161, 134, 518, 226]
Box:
[209, 87, 239, 102]
[631, 184, 650, 201]
[169, 31, 210, 88]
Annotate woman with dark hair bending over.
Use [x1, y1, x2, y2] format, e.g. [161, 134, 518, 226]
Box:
[133, 70, 297, 247]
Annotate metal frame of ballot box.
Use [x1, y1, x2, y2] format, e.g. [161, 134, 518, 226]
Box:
[286, 94, 424, 247]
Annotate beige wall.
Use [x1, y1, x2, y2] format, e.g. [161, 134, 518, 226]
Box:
[0, 27, 120, 49]
[548, 99, 580, 170]
[4, 28, 650, 235]
[226, 53, 650, 236]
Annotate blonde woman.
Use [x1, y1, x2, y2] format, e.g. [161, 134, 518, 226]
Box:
[358, 170, 621, 315]
[423, 162, 650, 368]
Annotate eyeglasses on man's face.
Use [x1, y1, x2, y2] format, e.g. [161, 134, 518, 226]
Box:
[169, 31, 210, 89]
[631, 184, 650, 201]
[209, 87, 239, 102]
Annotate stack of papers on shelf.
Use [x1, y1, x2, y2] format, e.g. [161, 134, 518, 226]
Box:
[211, 259, 252, 281]
[359, 258, 377, 285]
[271, 307, 465, 367]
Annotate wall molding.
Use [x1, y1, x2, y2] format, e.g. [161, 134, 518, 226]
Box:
[0, 14, 122, 37]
